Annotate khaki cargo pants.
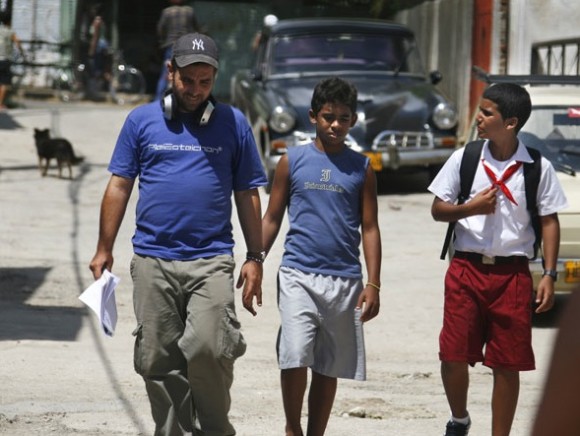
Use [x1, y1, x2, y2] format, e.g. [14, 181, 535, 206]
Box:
[130, 254, 246, 436]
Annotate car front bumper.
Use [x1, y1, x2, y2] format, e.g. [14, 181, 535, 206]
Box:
[265, 130, 457, 175]
[362, 146, 455, 172]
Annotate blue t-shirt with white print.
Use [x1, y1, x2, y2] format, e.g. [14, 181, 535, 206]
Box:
[108, 100, 267, 260]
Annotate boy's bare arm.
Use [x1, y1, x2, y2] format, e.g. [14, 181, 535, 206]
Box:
[262, 155, 290, 255]
[358, 165, 381, 322]
[534, 213, 560, 313]
[431, 186, 498, 222]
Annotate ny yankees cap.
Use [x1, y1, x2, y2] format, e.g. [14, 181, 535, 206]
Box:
[172, 33, 219, 69]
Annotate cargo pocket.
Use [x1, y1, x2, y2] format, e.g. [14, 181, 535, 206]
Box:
[132, 323, 144, 375]
[130, 255, 136, 275]
[219, 307, 247, 360]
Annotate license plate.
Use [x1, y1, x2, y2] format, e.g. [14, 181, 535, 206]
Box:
[564, 260, 580, 283]
[364, 152, 383, 171]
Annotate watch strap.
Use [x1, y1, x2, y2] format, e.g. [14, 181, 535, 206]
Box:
[542, 269, 558, 281]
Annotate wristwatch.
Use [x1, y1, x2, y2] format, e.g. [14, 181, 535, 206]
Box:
[542, 269, 558, 281]
[246, 251, 266, 264]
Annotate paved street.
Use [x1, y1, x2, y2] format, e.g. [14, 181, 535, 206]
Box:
[0, 100, 559, 435]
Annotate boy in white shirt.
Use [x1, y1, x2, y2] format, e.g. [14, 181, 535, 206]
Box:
[428, 82, 567, 436]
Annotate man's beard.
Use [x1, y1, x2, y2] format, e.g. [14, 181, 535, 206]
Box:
[173, 90, 203, 113]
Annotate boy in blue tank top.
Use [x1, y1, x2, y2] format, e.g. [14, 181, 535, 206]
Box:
[261, 77, 382, 436]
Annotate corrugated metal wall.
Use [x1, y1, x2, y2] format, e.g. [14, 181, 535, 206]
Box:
[12, 0, 61, 42]
[11, 0, 64, 87]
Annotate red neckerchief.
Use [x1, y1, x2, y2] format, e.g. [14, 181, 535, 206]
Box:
[481, 159, 523, 205]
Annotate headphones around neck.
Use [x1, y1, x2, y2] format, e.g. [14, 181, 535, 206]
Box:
[161, 91, 215, 126]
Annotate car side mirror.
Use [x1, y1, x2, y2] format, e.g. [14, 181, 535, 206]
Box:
[430, 70, 442, 85]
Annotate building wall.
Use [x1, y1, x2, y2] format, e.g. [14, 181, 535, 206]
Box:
[12, 0, 61, 42]
[396, 0, 580, 139]
[11, 0, 68, 88]
[507, 0, 580, 74]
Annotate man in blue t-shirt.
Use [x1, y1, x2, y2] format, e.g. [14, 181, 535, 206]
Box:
[89, 32, 267, 436]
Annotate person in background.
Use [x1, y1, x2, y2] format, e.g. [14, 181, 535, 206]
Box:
[0, 13, 24, 109]
[155, 0, 199, 100]
[251, 14, 278, 51]
[261, 76, 381, 436]
[89, 32, 267, 435]
[84, 3, 110, 101]
[428, 82, 567, 436]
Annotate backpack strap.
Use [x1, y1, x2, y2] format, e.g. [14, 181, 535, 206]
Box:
[524, 146, 542, 259]
[440, 140, 485, 260]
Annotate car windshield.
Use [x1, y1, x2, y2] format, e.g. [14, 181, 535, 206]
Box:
[519, 106, 580, 173]
[268, 32, 425, 76]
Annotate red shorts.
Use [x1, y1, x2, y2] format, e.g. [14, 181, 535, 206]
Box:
[439, 255, 535, 371]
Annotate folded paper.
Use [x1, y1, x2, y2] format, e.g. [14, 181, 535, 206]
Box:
[79, 270, 120, 336]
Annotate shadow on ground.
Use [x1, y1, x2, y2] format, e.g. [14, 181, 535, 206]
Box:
[0, 267, 84, 342]
[0, 111, 23, 130]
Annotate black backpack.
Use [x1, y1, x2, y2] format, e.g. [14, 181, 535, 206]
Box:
[439, 140, 542, 260]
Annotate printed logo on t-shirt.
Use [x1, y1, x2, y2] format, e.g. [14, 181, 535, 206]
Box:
[147, 143, 222, 154]
[303, 168, 344, 193]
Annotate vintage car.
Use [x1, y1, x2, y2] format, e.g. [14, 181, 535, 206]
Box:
[230, 17, 459, 191]
[468, 71, 580, 295]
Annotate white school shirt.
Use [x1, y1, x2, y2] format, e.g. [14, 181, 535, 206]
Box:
[428, 140, 568, 258]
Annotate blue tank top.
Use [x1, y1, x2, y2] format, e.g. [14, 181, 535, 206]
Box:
[281, 143, 369, 278]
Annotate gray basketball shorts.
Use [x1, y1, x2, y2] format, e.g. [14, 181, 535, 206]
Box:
[276, 266, 366, 381]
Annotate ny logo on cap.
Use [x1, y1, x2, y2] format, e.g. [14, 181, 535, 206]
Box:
[192, 39, 205, 51]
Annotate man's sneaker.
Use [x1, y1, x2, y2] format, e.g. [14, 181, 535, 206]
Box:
[444, 419, 471, 436]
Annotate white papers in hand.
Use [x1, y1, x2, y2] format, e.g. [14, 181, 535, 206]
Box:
[79, 269, 120, 336]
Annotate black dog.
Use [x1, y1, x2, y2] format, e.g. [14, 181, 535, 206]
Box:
[33, 128, 84, 179]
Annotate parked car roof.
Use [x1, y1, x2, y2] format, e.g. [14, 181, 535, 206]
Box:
[265, 17, 414, 37]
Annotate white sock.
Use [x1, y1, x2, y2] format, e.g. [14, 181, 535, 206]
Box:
[451, 414, 470, 425]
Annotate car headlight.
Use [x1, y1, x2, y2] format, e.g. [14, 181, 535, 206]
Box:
[269, 106, 295, 133]
[432, 102, 458, 130]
